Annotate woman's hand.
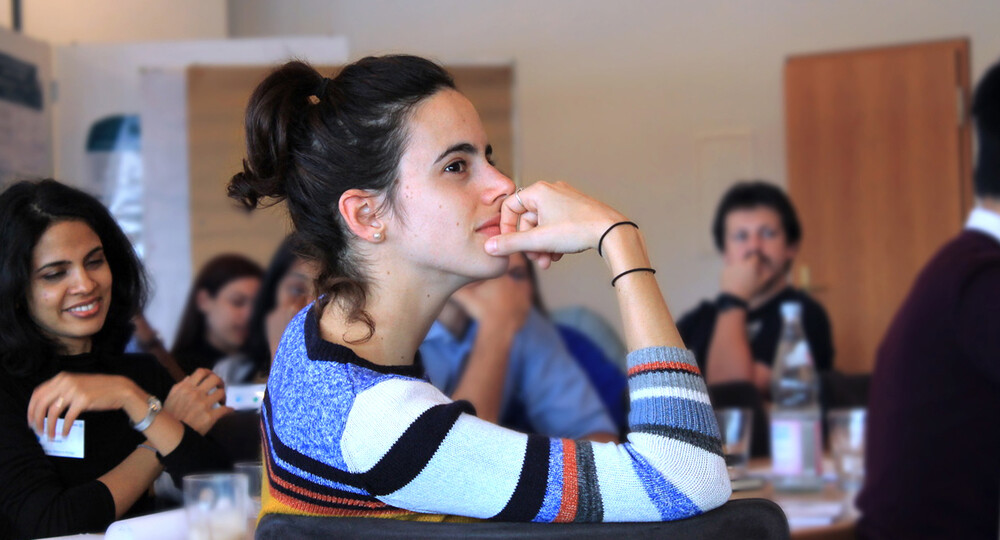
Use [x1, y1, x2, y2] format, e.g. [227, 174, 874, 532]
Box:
[485, 181, 627, 268]
[28, 373, 145, 440]
[164, 369, 233, 435]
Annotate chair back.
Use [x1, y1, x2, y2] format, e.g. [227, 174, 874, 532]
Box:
[255, 498, 790, 540]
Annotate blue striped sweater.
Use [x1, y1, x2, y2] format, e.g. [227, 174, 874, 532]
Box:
[259, 306, 731, 522]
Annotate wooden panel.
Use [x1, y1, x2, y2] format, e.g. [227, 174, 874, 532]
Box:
[187, 64, 513, 271]
[785, 39, 971, 373]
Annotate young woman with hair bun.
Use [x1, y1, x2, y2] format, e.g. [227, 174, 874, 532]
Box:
[232, 55, 730, 523]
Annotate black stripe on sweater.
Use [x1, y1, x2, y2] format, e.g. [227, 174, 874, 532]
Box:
[362, 400, 474, 496]
[574, 441, 604, 522]
[491, 434, 551, 522]
[631, 423, 724, 457]
[261, 393, 365, 488]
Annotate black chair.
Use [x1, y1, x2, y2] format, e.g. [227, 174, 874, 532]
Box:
[255, 498, 789, 539]
[708, 381, 770, 457]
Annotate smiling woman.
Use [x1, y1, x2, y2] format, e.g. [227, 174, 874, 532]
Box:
[27, 221, 114, 356]
[0, 180, 233, 539]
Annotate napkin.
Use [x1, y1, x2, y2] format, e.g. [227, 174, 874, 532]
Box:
[105, 508, 188, 540]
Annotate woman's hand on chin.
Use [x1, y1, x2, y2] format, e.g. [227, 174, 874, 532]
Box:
[164, 368, 234, 435]
[485, 181, 627, 268]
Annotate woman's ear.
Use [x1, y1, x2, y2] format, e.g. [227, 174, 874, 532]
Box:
[339, 189, 386, 243]
[195, 289, 213, 313]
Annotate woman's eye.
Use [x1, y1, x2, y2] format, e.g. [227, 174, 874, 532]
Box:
[444, 160, 467, 174]
[41, 272, 64, 282]
[85, 258, 106, 269]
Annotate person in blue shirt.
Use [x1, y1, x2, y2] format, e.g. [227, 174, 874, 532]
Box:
[420, 252, 619, 442]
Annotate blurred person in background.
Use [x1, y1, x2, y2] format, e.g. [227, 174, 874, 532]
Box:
[856, 57, 1000, 540]
[421, 252, 621, 442]
[170, 254, 263, 375]
[214, 235, 320, 385]
[676, 181, 834, 397]
[0, 180, 231, 539]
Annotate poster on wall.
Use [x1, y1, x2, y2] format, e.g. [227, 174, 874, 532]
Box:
[0, 48, 50, 187]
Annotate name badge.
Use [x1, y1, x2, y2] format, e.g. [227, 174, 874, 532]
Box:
[37, 419, 85, 459]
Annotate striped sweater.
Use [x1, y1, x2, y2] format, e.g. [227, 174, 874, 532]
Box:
[259, 307, 731, 522]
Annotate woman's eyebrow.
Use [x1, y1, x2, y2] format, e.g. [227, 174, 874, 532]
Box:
[434, 142, 478, 164]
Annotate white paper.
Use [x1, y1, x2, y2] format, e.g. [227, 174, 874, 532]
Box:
[105, 508, 188, 540]
[37, 419, 85, 459]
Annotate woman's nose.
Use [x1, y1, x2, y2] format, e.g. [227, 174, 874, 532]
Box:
[70, 269, 98, 295]
[486, 167, 515, 204]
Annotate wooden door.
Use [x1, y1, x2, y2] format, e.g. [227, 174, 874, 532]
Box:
[187, 64, 514, 270]
[785, 39, 972, 374]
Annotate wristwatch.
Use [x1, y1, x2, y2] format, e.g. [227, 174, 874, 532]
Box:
[131, 395, 163, 432]
[715, 292, 749, 313]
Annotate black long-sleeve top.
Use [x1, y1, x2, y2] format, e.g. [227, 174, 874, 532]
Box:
[0, 352, 231, 539]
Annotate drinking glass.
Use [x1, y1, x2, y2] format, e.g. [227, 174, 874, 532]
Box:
[235, 461, 263, 523]
[827, 407, 866, 492]
[183, 473, 249, 540]
[714, 407, 753, 480]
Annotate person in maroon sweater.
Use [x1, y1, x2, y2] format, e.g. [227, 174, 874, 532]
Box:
[856, 59, 1000, 540]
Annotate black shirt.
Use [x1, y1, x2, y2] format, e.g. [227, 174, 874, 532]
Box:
[676, 286, 834, 373]
[0, 352, 231, 539]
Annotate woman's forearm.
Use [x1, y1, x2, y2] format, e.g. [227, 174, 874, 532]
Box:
[600, 226, 684, 351]
[96, 446, 164, 518]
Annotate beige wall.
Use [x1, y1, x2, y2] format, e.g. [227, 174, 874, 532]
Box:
[228, 0, 1000, 334]
[19, 0, 226, 44]
[0, 1, 10, 30]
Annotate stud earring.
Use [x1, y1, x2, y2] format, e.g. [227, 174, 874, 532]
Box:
[373, 232, 383, 241]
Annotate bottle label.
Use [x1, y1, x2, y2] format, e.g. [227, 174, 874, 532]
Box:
[785, 341, 812, 368]
[771, 419, 803, 475]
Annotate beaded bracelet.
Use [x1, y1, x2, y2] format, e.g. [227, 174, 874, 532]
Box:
[611, 267, 656, 288]
[597, 221, 639, 257]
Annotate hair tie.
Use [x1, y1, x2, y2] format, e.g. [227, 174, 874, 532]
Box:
[598, 221, 639, 257]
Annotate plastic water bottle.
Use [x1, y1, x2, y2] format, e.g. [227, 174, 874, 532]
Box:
[769, 302, 823, 491]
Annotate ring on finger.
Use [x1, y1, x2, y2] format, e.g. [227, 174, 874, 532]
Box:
[513, 187, 526, 208]
[54, 397, 64, 409]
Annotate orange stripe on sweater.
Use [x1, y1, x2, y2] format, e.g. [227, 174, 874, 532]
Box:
[263, 448, 389, 509]
[628, 361, 701, 377]
[554, 440, 578, 522]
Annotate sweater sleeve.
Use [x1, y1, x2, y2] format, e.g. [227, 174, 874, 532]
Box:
[0, 397, 115, 538]
[956, 264, 1000, 386]
[340, 346, 730, 522]
[129, 354, 234, 483]
[159, 424, 233, 485]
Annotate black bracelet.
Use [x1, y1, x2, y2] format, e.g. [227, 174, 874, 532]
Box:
[611, 267, 656, 287]
[597, 221, 639, 257]
[715, 292, 749, 312]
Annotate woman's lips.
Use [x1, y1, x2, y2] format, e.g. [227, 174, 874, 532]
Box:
[476, 216, 502, 238]
[65, 298, 101, 318]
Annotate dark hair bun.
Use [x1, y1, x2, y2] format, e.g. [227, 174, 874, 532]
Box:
[228, 61, 325, 209]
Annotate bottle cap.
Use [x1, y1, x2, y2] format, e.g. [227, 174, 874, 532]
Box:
[780, 301, 802, 320]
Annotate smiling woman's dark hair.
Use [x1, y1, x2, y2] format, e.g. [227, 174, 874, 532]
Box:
[228, 55, 455, 342]
[0, 179, 148, 378]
